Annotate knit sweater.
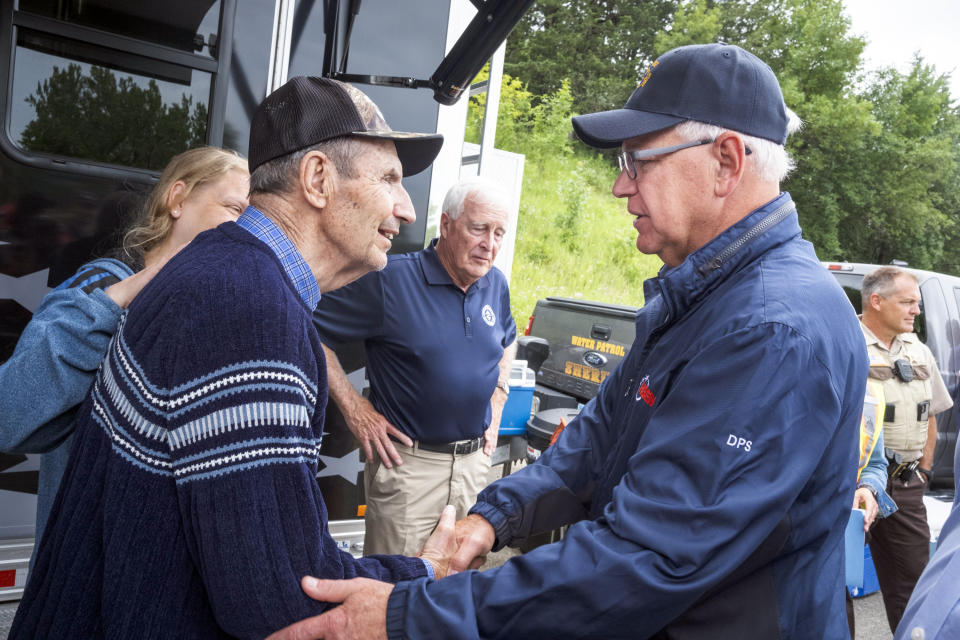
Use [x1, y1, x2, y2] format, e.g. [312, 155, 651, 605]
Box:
[10, 222, 427, 639]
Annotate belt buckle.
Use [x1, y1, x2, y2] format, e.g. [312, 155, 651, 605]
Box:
[455, 438, 478, 455]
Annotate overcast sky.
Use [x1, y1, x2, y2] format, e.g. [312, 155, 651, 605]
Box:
[842, 0, 960, 102]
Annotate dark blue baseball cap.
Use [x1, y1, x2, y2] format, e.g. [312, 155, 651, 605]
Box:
[571, 43, 788, 148]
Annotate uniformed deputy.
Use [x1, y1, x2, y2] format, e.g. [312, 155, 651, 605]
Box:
[859, 266, 953, 634]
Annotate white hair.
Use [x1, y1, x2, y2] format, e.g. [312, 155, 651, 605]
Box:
[442, 177, 510, 220]
[674, 106, 803, 183]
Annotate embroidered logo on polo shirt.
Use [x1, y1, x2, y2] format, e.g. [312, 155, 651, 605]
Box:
[635, 375, 656, 406]
[481, 304, 496, 326]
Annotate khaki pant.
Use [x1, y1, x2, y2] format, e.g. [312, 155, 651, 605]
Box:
[363, 441, 491, 557]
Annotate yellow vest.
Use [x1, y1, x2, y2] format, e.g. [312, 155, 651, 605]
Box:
[857, 380, 884, 481]
[866, 335, 933, 459]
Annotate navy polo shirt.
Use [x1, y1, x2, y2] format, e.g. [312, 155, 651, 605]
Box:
[313, 239, 516, 443]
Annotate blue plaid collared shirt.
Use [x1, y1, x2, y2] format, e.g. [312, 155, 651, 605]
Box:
[236, 206, 321, 309]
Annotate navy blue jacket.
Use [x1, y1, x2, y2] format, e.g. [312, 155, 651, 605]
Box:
[385, 193, 869, 639]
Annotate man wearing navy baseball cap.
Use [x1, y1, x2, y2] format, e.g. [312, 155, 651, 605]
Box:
[271, 45, 868, 640]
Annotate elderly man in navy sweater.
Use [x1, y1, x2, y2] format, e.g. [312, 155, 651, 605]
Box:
[10, 78, 457, 639]
[271, 44, 870, 640]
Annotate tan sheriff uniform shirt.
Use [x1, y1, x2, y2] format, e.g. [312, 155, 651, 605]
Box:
[861, 321, 952, 460]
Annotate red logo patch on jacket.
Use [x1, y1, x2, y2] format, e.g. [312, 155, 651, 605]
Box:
[635, 375, 656, 406]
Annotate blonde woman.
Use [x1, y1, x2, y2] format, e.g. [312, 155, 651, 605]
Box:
[0, 147, 248, 547]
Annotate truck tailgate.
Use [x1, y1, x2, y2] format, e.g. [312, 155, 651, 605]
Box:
[528, 297, 637, 401]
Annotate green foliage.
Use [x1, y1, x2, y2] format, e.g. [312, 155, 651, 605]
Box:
[500, 0, 960, 276]
[21, 63, 207, 171]
[653, 0, 722, 52]
[504, 0, 676, 115]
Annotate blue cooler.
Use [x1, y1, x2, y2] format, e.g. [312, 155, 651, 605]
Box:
[847, 507, 880, 598]
[499, 361, 536, 435]
[845, 509, 864, 591]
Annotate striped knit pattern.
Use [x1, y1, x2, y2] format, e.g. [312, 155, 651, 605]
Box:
[90, 314, 323, 483]
[10, 222, 427, 640]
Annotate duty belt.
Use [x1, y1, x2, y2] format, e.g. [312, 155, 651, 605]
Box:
[885, 448, 921, 482]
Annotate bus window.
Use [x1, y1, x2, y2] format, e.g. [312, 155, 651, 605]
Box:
[10, 29, 212, 170]
[2, 1, 233, 172]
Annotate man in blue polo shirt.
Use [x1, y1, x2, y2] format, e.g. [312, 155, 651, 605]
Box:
[314, 178, 517, 556]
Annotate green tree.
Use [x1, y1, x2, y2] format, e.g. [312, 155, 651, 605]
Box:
[504, 0, 675, 115]
[837, 59, 960, 269]
[21, 64, 207, 171]
[498, 0, 960, 315]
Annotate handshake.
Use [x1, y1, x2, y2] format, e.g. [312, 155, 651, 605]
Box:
[267, 505, 497, 640]
[418, 505, 497, 579]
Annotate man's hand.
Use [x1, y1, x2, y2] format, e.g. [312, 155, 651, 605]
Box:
[264, 508, 457, 640]
[449, 514, 496, 574]
[343, 394, 412, 468]
[265, 577, 392, 640]
[853, 487, 879, 531]
[418, 505, 457, 579]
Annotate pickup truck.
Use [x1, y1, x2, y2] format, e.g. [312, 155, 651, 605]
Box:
[524, 262, 960, 490]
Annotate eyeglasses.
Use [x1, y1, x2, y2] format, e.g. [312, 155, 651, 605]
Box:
[617, 138, 753, 179]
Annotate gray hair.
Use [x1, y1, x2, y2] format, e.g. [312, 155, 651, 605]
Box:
[442, 177, 510, 220]
[249, 137, 359, 196]
[674, 106, 803, 183]
[862, 266, 918, 305]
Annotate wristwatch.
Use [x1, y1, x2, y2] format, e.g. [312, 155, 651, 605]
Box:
[918, 467, 934, 482]
[496, 380, 510, 396]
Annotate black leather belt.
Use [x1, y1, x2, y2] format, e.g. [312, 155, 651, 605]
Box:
[392, 435, 483, 455]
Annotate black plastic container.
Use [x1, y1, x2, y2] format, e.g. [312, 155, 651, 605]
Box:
[526, 407, 580, 463]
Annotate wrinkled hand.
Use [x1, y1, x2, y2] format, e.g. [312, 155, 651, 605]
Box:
[343, 395, 411, 468]
[417, 505, 458, 578]
[853, 487, 879, 531]
[265, 577, 392, 640]
[104, 242, 188, 309]
[449, 514, 496, 574]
